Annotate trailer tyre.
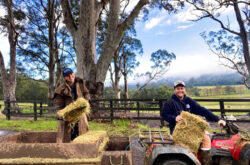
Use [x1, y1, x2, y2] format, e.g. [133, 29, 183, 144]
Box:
[158, 159, 188, 165]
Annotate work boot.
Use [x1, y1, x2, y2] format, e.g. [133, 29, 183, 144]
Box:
[200, 149, 212, 165]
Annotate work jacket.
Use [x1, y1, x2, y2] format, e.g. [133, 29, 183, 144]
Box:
[54, 77, 90, 111]
[53, 77, 90, 142]
[162, 94, 220, 134]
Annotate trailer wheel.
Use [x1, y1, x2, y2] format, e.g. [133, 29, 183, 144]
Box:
[158, 159, 188, 165]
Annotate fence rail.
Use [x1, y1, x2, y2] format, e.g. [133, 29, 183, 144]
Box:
[1, 98, 250, 124]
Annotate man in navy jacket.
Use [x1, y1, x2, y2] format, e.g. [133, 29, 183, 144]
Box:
[162, 80, 226, 165]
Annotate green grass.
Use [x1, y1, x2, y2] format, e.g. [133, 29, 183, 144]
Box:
[0, 118, 57, 132]
[0, 118, 168, 136]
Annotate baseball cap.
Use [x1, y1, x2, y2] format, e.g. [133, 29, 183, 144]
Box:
[62, 68, 73, 77]
[174, 80, 185, 88]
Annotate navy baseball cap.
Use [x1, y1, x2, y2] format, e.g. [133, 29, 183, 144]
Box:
[174, 80, 185, 88]
[62, 68, 73, 77]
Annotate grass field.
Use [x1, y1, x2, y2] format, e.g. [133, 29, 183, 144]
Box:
[0, 118, 170, 136]
[0, 118, 226, 135]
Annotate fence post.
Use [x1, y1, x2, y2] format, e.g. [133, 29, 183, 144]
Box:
[34, 102, 37, 121]
[110, 100, 113, 124]
[219, 100, 225, 118]
[159, 100, 164, 127]
[40, 102, 43, 116]
[6, 98, 11, 120]
[137, 102, 140, 120]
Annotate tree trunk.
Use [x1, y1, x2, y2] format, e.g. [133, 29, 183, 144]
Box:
[122, 55, 129, 99]
[48, 0, 55, 107]
[114, 80, 121, 99]
[124, 72, 129, 99]
[0, 0, 19, 113]
[113, 52, 122, 99]
[61, 0, 148, 99]
[233, 0, 250, 76]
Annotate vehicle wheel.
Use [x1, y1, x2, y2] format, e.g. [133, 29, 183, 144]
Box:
[158, 159, 188, 165]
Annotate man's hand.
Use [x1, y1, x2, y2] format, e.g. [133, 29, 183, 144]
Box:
[65, 116, 72, 122]
[176, 115, 184, 122]
[218, 120, 226, 127]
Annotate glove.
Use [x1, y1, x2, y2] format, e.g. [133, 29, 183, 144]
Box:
[218, 120, 226, 127]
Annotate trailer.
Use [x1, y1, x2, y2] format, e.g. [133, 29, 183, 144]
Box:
[0, 131, 133, 165]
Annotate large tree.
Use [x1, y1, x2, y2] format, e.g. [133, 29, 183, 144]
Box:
[17, 0, 75, 106]
[0, 0, 25, 111]
[60, 0, 149, 99]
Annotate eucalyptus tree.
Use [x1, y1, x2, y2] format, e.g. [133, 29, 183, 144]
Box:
[60, 0, 150, 99]
[108, 23, 143, 99]
[95, 3, 143, 99]
[0, 0, 25, 111]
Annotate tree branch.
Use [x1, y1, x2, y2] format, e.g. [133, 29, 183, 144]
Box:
[186, 0, 241, 36]
[118, 0, 149, 34]
[60, 0, 77, 36]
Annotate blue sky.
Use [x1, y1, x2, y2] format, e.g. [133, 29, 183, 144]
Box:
[0, 1, 240, 84]
[131, 5, 238, 84]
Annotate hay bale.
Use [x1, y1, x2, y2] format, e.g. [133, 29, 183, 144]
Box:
[172, 111, 208, 153]
[72, 131, 109, 153]
[57, 98, 90, 125]
[72, 131, 108, 143]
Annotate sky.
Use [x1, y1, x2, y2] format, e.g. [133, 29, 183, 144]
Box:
[132, 4, 238, 83]
[0, 1, 241, 84]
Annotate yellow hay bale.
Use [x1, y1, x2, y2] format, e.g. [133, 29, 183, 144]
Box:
[57, 98, 90, 125]
[172, 111, 209, 153]
[0, 157, 100, 164]
[72, 131, 108, 143]
[72, 131, 109, 153]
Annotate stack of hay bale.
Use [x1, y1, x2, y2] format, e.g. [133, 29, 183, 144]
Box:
[172, 111, 208, 153]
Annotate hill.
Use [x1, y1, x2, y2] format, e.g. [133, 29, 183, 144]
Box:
[128, 72, 243, 89]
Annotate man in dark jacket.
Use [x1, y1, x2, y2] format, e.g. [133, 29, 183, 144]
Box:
[162, 80, 226, 165]
[54, 68, 90, 143]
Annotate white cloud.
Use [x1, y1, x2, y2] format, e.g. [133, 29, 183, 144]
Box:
[155, 31, 165, 35]
[177, 24, 194, 29]
[175, 5, 201, 23]
[145, 15, 167, 29]
[165, 54, 234, 78]
[166, 19, 171, 25]
[0, 35, 10, 67]
[127, 52, 235, 85]
[0, 5, 6, 16]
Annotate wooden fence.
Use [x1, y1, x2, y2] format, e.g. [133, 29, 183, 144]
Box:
[1, 99, 250, 124]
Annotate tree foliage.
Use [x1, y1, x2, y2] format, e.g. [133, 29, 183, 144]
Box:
[135, 49, 176, 91]
[201, 29, 250, 88]
[0, 74, 48, 101]
[17, 0, 75, 80]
